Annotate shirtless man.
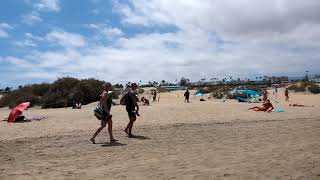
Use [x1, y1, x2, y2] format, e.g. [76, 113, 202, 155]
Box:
[124, 83, 140, 137]
[249, 100, 274, 112]
[285, 88, 289, 102]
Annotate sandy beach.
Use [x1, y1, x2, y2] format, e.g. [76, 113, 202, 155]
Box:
[1, 89, 320, 180]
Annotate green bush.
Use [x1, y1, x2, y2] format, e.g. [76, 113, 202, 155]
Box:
[287, 82, 319, 93]
[309, 84, 320, 94]
[0, 77, 112, 108]
[197, 86, 221, 94]
[137, 88, 145, 94]
[0, 91, 40, 108]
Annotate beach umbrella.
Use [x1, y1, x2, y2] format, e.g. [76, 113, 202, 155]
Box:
[7, 102, 30, 122]
[234, 90, 260, 96]
[195, 93, 204, 97]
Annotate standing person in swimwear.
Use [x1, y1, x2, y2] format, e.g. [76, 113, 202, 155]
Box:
[90, 83, 117, 144]
[184, 89, 190, 103]
[124, 83, 140, 137]
[262, 90, 268, 103]
[285, 88, 290, 102]
[153, 90, 157, 102]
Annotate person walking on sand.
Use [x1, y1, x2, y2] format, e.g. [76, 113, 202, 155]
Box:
[184, 89, 190, 103]
[285, 88, 289, 102]
[153, 90, 157, 102]
[90, 83, 117, 144]
[124, 83, 140, 138]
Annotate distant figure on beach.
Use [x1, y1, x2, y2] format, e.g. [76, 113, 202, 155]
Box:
[184, 90, 190, 103]
[124, 83, 140, 138]
[158, 95, 160, 102]
[274, 86, 278, 99]
[153, 90, 157, 102]
[90, 83, 117, 144]
[248, 100, 274, 112]
[14, 115, 27, 122]
[262, 90, 268, 103]
[289, 103, 314, 107]
[141, 97, 150, 106]
[285, 88, 290, 101]
[73, 101, 82, 109]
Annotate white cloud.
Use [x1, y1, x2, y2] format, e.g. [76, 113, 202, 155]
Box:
[34, 0, 60, 12]
[88, 23, 123, 38]
[4, 29, 320, 84]
[46, 30, 86, 48]
[25, 32, 44, 41]
[0, 23, 13, 38]
[21, 11, 43, 25]
[13, 40, 37, 47]
[2, 1, 320, 85]
[21, 0, 60, 25]
[114, 0, 320, 45]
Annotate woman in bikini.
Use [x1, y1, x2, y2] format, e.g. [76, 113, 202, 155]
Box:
[249, 100, 274, 112]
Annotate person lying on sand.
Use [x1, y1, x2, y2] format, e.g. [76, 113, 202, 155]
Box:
[289, 103, 314, 107]
[140, 97, 150, 105]
[248, 99, 274, 112]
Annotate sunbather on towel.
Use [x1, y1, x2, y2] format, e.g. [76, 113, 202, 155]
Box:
[248, 100, 274, 112]
[289, 103, 314, 107]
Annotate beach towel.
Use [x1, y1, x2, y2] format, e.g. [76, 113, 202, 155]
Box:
[274, 109, 284, 113]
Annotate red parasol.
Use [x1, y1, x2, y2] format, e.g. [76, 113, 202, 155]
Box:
[7, 102, 30, 122]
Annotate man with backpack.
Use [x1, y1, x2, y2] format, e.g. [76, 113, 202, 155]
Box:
[123, 83, 140, 137]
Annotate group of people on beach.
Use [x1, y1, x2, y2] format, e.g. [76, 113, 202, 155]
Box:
[89, 83, 313, 143]
[248, 87, 312, 112]
[90, 83, 140, 144]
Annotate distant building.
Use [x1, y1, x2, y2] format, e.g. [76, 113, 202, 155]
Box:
[190, 81, 202, 86]
[206, 80, 222, 86]
[270, 76, 289, 84]
[161, 85, 185, 91]
[310, 75, 320, 83]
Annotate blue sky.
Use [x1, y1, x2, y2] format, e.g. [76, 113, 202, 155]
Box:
[1, 0, 320, 87]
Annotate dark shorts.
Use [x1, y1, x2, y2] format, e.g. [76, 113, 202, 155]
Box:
[102, 114, 112, 121]
[94, 109, 112, 121]
[126, 106, 136, 118]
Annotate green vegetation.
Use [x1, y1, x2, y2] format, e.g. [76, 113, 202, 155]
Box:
[288, 81, 320, 94]
[0, 77, 121, 109]
[197, 85, 263, 99]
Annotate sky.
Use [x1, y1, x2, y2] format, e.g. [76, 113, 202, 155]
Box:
[0, 0, 320, 87]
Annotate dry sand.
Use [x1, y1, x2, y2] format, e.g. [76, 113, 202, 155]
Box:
[0, 89, 320, 180]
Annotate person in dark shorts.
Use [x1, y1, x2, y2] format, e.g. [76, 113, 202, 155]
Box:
[124, 83, 140, 137]
[285, 88, 289, 102]
[90, 83, 117, 144]
[262, 90, 268, 103]
[184, 90, 190, 103]
[153, 90, 157, 102]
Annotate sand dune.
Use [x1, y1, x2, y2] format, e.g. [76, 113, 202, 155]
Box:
[0, 89, 320, 179]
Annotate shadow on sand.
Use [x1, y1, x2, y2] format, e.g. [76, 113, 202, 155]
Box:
[101, 142, 127, 147]
[128, 135, 151, 140]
